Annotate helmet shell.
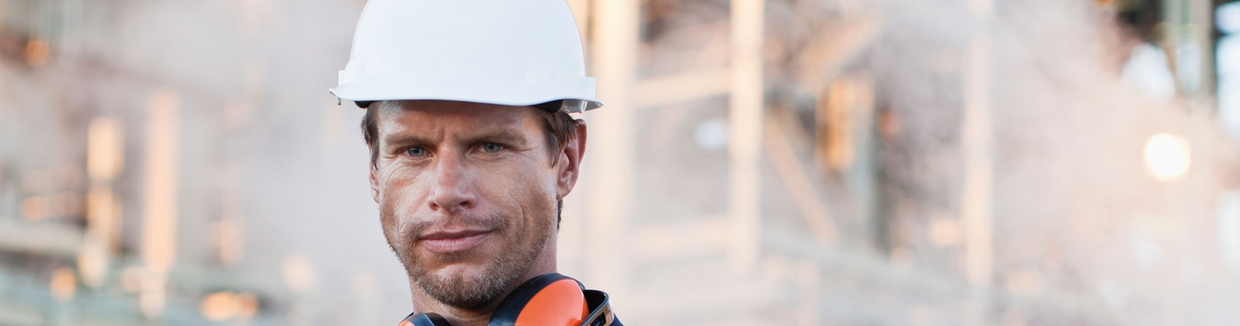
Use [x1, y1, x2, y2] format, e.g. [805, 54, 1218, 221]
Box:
[331, 0, 602, 110]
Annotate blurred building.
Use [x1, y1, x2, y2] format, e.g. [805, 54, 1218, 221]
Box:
[0, 0, 1237, 325]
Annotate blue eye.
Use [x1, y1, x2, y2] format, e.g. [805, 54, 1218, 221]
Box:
[406, 147, 428, 157]
[482, 143, 503, 153]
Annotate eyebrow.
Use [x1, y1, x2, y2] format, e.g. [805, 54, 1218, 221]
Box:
[459, 129, 530, 146]
[381, 133, 435, 149]
[381, 127, 531, 150]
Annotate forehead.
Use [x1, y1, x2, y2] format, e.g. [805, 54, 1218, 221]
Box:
[375, 100, 541, 135]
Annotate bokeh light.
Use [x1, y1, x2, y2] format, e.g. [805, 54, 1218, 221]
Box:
[200, 291, 239, 322]
[49, 268, 76, 302]
[1143, 133, 1192, 181]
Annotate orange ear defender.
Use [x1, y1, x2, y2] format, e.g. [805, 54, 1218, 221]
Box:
[402, 273, 613, 326]
[488, 273, 587, 326]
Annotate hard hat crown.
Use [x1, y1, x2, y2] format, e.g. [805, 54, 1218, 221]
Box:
[331, 0, 601, 111]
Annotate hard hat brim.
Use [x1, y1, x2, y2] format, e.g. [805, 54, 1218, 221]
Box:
[330, 73, 602, 111]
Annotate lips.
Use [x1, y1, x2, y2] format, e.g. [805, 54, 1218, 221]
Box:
[418, 229, 492, 253]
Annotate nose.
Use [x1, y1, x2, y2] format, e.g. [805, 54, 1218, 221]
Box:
[427, 152, 476, 213]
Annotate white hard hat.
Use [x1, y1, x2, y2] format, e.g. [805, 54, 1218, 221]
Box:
[330, 0, 602, 113]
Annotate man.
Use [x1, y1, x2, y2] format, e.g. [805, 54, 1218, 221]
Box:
[329, 0, 620, 325]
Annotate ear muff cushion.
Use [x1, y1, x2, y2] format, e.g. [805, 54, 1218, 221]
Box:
[513, 279, 588, 326]
[488, 273, 588, 326]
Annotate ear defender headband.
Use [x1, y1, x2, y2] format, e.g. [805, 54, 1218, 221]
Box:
[402, 273, 613, 326]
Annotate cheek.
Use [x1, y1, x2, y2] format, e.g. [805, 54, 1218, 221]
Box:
[514, 177, 559, 232]
[471, 164, 557, 236]
[378, 192, 413, 251]
[481, 164, 557, 210]
[377, 167, 429, 246]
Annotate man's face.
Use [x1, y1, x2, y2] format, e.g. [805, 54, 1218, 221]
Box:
[368, 100, 580, 309]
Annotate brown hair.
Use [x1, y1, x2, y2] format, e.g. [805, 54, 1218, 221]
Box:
[360, 100, 578, 226]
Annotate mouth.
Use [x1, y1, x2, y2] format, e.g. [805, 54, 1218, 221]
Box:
[418, 229, 493, 254]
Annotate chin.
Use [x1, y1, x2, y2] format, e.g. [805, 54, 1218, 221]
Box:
[429, 261, 489, 278]
[418, 248, 495, 276]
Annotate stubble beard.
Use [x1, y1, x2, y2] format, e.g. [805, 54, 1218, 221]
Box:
[384, 208, 551, 309]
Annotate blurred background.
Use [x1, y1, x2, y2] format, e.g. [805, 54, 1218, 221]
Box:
[0, 0, 1238, 325]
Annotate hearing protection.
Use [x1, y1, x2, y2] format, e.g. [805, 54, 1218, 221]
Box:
[400, 273, 615, 326]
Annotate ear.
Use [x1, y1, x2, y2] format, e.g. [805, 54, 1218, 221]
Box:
[555, 120, 587, 198]
[369, 154, 381, 203]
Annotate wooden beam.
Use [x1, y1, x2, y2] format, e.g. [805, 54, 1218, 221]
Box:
[587, 0, 638, 304]
[0, 220, 84, 258]
[729, 0, 765, 270]
[634, 68, 732, 109]
[766, 118, 838, 244]
[962, 0, 995, 324]
[141, 89, 181, 319]
[796, 15, 882, 93]
[961, 0, 994, 291]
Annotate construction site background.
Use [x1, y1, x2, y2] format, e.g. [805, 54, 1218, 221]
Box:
[0, 0, 1238, 325]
